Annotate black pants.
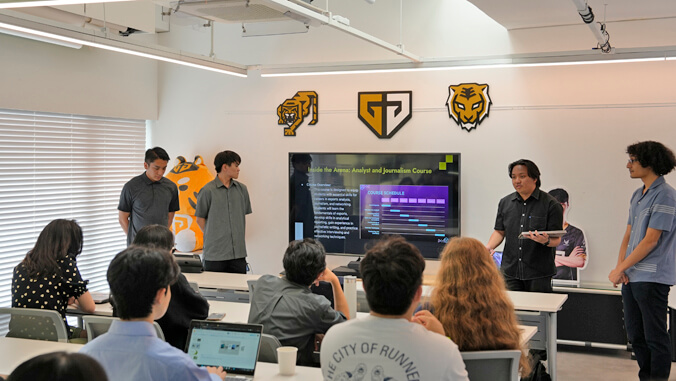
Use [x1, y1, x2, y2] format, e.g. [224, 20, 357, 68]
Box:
[504, 275, 552, 293]
[623, 282, 671, 381]
[203, 258, 247, 274]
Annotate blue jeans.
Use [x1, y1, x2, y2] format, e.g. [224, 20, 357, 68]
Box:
[622, 282, 671, 381]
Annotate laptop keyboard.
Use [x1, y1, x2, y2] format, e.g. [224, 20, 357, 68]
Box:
[225, 377, 249, 381]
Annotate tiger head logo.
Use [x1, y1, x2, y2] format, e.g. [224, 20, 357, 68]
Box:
[277, 91, 318, 136]
[446, 83, 491, 132]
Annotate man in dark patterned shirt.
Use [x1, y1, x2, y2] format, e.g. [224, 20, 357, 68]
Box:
[486, 159, 563, 293]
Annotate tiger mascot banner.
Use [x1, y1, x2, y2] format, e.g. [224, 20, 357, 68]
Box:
[446, 83, 492, 132]
[277, 91, 318, 136]
[166, 155, 213, 252]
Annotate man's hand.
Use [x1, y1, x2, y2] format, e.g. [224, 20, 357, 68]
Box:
[608, 268, 629, 288]
[525, 230, 550, 245]
[412, 310, 446, 336]
[206, 366, 227, 381]
[315, 268, 338, 286]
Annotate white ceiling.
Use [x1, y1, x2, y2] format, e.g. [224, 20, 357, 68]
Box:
[468, 0, 676, 30]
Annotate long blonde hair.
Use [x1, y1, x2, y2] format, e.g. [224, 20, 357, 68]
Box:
[431, 237, 530, 373]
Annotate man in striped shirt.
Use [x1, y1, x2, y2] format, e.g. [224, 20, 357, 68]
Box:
[609, 141, 676, 381]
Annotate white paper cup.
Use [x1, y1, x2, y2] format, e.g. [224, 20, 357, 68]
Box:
[277, 346, 298, 376]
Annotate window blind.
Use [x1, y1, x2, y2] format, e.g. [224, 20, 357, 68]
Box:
[0, 108, 146, 308]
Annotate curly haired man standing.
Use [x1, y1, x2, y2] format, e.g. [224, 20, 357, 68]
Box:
[609, 141, 676, 381]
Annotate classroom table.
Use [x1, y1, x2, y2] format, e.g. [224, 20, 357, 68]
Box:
[0, 337, 83, 375]
[183, 271, 261, 292]
[68, 300, 368, 323]
[0, 337, 321, 379]
[507, 290, 568, 381]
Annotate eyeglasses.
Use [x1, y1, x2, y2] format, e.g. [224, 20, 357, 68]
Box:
[627, 158, 638, 164]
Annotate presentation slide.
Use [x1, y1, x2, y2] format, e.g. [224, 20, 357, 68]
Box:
[289, 153, 460, 258]
[361, 184, 449, 240]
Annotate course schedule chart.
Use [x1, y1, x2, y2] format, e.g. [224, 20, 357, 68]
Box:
[360, 184, 449, 240]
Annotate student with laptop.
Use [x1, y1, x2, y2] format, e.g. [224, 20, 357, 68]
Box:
[80, 246, 226, 381]
[132, 224, 210, 350]
[248, 238, 349, 366]
[320, 236, 469, 380]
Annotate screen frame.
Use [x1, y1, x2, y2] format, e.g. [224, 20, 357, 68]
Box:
[288, 152, 461, 260]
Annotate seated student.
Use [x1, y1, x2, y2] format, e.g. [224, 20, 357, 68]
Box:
[425, 237, 530, 374]
[248, 238, 349, 365]
[132, 224, 209, 350]
[320, 236, 469, 381]
[7, 351, 107, 381]
[11, 219, 95, 342]
[80, 246, 226, 381]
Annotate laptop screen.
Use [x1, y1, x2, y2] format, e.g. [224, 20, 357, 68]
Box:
[185, 321, 262, 375]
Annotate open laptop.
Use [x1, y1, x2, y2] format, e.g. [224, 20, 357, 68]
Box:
[185, 320, 263, 380]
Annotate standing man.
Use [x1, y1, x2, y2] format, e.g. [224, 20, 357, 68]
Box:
[609, 141, 676, 381]
[118, 147, 179, 245]
[486, 159, 563, 293]
[195, 151, 252, 273]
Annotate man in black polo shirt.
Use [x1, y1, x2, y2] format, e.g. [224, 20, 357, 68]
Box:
[118, 147, 180, 245]
[486, 159, 563, 293]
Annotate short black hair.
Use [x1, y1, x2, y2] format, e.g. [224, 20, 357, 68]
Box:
[133, 224, 174, 251]
[548, 188, 569, 204]
[627, 141, 676, 176]
[283, 238, 326, 286]
[508, 159, 541, 188]
[360, 236, 425, 315]
[214, 150, 241, 173]
[107, 245, 179, 320]
[8, 351, 108, 381]
[145, 147, 170, 164]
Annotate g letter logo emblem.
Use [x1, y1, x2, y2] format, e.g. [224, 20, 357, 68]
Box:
[358, 91, 412, 139]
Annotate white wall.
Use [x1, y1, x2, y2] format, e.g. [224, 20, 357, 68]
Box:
[0, 32, 157, 120]
[151, 59, 676, 283]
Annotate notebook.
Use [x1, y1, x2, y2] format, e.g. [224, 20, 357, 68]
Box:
[185, 320, 263, 380]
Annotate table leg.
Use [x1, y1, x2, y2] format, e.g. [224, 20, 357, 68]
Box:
[548, 312, 557, 381]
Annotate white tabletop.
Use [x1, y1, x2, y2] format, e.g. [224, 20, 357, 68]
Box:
[506, 290, 568, 312]
[518, 325, 538, 345]
[183, 272, 261, 291]
[0, 337, 84, 375]
[0, 337, 320, 379]
[253, 362, 322, 380]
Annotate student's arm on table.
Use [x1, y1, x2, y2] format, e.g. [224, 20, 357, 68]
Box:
[317, 268, 350, 320]
[412, 310, 446, 336]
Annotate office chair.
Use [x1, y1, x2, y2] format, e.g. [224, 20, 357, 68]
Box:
[83, 315, 165, 342]
[258, 333, 282, 363]
[460, 349, 522, 381]
[0, 307, 69, 342]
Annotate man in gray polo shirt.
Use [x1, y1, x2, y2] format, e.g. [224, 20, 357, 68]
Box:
[195, 150, 252, 273]
[118, 147, 180, 245]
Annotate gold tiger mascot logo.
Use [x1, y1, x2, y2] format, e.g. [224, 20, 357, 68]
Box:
[166, 155, 213, 252]
[446, 83, 492, 132]
[277, 91, 318, 136]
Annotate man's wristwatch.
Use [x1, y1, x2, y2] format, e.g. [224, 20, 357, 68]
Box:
[543, 237, 550, 247]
